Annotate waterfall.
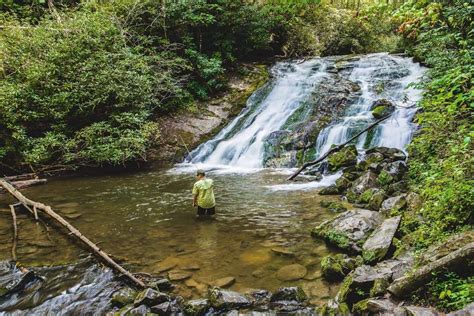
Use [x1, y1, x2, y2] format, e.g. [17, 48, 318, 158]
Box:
[188, 53, 425, 170]
[189, 59, 329, 168]
[315, 54, 425, 156]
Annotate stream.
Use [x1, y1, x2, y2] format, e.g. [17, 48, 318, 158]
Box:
[0, 53, 424, 314]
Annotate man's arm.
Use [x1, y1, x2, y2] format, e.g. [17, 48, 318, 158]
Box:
[192, 194, 198, 207]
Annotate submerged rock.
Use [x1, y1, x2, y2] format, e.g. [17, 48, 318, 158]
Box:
[276, 264, 307, 281]
[362, 216, 401, 263]
[312, 209, 384, 253]
[212, 276, 235, 288]
[271, 247, 295, 257]
[168, 270, 192, 281]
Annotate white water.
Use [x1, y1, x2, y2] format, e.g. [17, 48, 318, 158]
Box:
[315, 53, 425, 155]
[183, 53, 424, 189]
[189, 59, 329, 168]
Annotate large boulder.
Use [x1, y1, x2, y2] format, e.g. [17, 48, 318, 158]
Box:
[208, 288, 250, 311]
[346, 171, 378, 203]
[380, 194, 407, 213]
[311, 209, 384, 253]
[362, 216, 401, 263]
[327, 145, 358, 172]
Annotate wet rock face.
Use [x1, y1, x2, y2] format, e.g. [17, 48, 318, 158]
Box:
[365, 147, 406, 163]
[362, 216, 401, 263]
[311, 209, 384, 253]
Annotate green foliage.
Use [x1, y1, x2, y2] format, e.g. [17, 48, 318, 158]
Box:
[394, 0, 474, 249]
[412, 271, 474, 312]
[0, 9, 173, 167]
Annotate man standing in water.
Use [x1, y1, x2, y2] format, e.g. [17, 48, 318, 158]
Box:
[192, 169, 216, 217]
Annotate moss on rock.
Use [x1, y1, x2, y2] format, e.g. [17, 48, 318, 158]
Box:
[327, 145, 358, 172]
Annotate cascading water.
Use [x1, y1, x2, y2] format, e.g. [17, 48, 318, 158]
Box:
[190, 53, 425, 170]
[189, 59, 330, 168]
[315, 54, 425, 156]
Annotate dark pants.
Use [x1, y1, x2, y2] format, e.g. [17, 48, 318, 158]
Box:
[197, 206, 215, 216]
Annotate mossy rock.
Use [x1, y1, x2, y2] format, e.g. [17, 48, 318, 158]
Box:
[368, 190, 387, 211]
[369, 278, 390, 297]
[372, 104, 394, 119]
[359, 188, 379, 204]
[377, 170, 394, 187]
[335, 176, 352, 192]
[319, 185, 340, 195]
[327, 145, 358, 172]
[352, 298, 370, 315]
[321, 254, 361, 281]
[111, 287, 138, 308]
[317, 300, 350, 316]
[312, 228, 351, 250]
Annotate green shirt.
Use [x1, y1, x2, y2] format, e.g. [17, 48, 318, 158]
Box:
[192, 178, 216, 209]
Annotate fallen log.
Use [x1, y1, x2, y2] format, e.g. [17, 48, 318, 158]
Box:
[287, 115, 391, 181]
[0, 178, 146, 289]
[388, 242, 474, 297]
[4, 173, 38, 182]
[10, 205, 18, 261]
[0, 179, 47, 194]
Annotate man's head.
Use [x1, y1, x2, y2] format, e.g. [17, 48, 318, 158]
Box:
[196, 169, 206, 180]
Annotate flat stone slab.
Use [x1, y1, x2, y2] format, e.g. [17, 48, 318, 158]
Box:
[312, 209, 384, 253]
[363, 216, 401, 263]
[271, 247, 295, 257]
[212, 277, 236, 288]
[168, 270, 192, 281]
[276, 264, 307, 281]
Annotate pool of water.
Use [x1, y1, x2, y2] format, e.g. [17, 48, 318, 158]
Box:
[0, 167, 344, 307]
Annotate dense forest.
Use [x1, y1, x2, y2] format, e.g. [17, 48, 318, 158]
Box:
[0, 0, 473, 313]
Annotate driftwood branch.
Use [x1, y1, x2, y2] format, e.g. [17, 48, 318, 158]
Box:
[287, 115, 391, 181]
[0, 178, 146, 289]
[10, 204, 18, 261]
[388, 242, 474, 297]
